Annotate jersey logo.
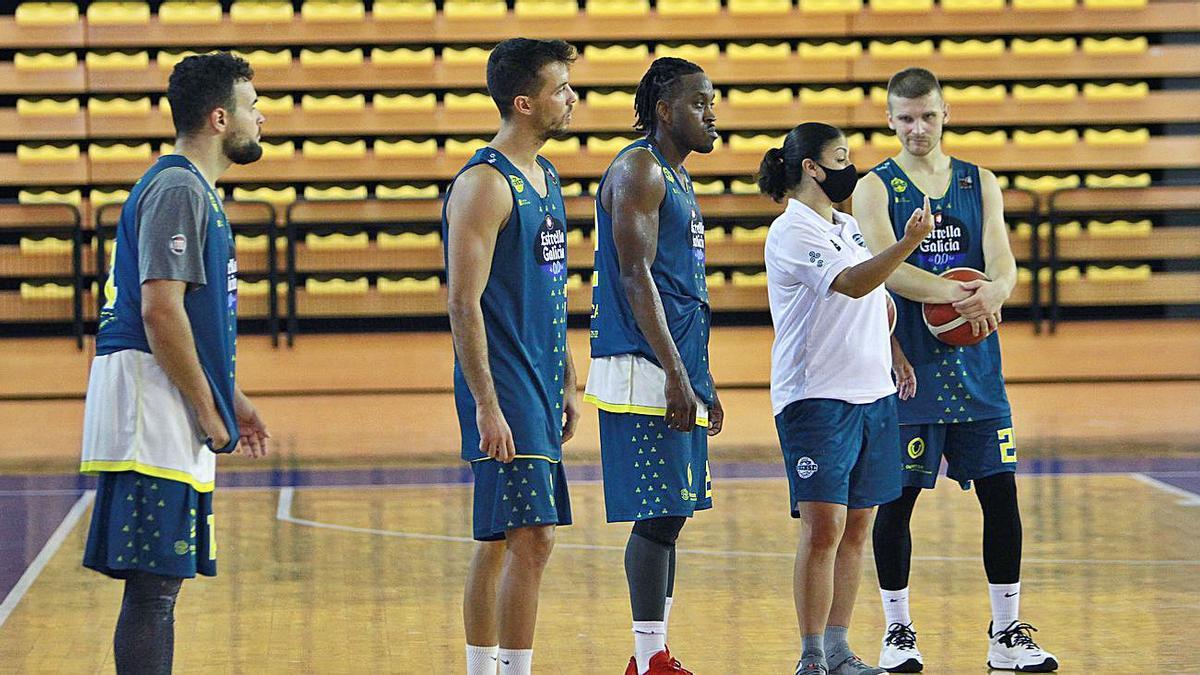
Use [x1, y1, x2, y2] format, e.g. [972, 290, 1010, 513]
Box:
[662, 167, 676, 184]
[808, 250, 825, 268]
[829, 238, 842, 252]
[890, 177, 908, 194]
[169, 234, 187, 256]
[852, 232, 867, 248]
[508, 175, 525, 194]
[958, 174, 974, 190]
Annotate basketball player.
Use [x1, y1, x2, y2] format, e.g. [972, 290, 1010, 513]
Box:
[583, 57, 723, 675]
[80, 52, 270, 674]
[443, 38, 580, 675]
[853, 68, 1058, 672]
[759, 122, 930, 675]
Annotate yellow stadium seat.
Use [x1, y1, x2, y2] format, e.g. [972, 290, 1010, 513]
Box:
[941, 0, 1003, 10]
[301, 93, 366, 112]
[728, 88, 793, 108]
[446, 138, 490, 156]
[1082, 36, 1149, 56]
[728, 43, 791, 61]
[1013, 83, 1078, 102]
[1013, 0, 1074, 9]
[1083, 0, 1145, 8]
[230, 0, 294, 22]
[996, 175, 1010, 189]
[302, 139, 367, 159]
[728, 0, 791, 14]
[869, 87, 889, 105]
[259, 141, 295, 159]
[19, 237, 73, 255]
[587, 0, 651, 16]
[1013, 174, 1080, 193]
[1087, 264, 1150, 281]
[799, 42, 862, 60]
[799, 0, 860, 13]
[943, 84, 1006, 104]
[731, 225, 769, 242]
[1085, 173, 1151, 188]
[656, 44, 721, 62]
[845, 132, 866, 150]
[944, 130, 1007, 148]
[940, 39, 1004, 58]
[584, 45, 651, 63]
[378, 231, 441, 247]
[299, 48, 364, 68]
[157, 50, 206, 70]
[1013, 129, 1079, 147]
[90, 143, 151, 162]
[561, 182, 584, 197]
[237, 280, 286, 297]
[730, 179, 760, 194]
[706, 272, 726, 287]
[19, 189, 83, 205]
[587, 91, 636, 109]
[15, 52, 78, 71]
[870, 133, 902, 151]
[658, 0, 720, 15]
[17, 98, 81, 116]
[703, 228, 726, 244]
[17, 144, 80, 162]
[1088, 219, 1151, 236]
[372, 47, 436, 66]
[1084, 128, 1149, 146]
[587, 136, 640, 154]
[305, 277, 369, 295]
[91, 189, 132, 208]
[1017, 267, 1080, 283]
[301, 1, 365, 21]
[443, 47, 492, 65]
[375, 139, 438, 157]
[1011, 38, 1076, 56]
[89, 97, 152, 115]
[233, 186, 296, 205]
[871, 0, 932, 12]
[16, 2, 80, 25]
[515, 0, 578, 17]
[445, 92, 494, 110]
[868, 40, 934, 59]
[234, 234, 278, 252]
[730, 134, 784, 152]
[86, 51, 150, 70]
[694, 180, 724, 195]
[160, 2, 223, 24]
[542, 138, 582, 155]
[566, 274, 584, 291]
[800, 87, 864, 106]
[710, 136, 724, 151]
[258, 95, 295, 113]
[87, 2, 150, 24]
[159, 142, 176, 154]
[375, 184, 440, 199]
[443, 0, 507, 17]
[379, 276, 441, 293]
[235, 49, 293, 69]
[731, 271, 769, 287]
[20, 282, 74, 301]
[1083, 82, 1149, 101]
[306, 232, 369, 249]
[374, 0, 436, 19]
[305, 186, 369, 201]
[375, 93, 437, 111]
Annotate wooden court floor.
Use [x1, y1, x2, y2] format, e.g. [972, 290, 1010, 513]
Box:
[1, 465, 1198, 673]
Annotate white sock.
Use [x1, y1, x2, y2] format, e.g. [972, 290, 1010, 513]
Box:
[662, 597, 674, 642]
[989, 582, 1020, 632]
[466, 644, 499, 675]
[497, 648, 532, 675]
[633, 620, 666, 674]
[881, 587, 912, 628]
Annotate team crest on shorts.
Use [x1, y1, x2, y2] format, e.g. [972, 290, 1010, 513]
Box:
[907, 437, 926, 459]
[795, 456, 818, 479]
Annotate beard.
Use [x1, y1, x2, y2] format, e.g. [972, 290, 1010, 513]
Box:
[224, 134, 263, 165]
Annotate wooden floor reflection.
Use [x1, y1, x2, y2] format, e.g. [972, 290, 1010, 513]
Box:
[2, 471, 1197, 673]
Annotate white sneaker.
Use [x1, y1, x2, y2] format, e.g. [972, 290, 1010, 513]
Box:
[878, 622, 923, 673]
[987, 621, 1059, 672]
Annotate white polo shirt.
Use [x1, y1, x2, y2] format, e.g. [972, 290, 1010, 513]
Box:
[765, 198, 896, 415]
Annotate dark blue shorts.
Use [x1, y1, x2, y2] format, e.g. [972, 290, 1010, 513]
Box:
[599, 412, 712, 522]
[470, 458, 572, 541]
[900, 416, 1018, 490]
[84, 471, 215, 579]
[775, 396, 902, 513]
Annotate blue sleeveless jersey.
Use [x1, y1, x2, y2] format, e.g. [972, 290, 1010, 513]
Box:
[871, 157, 1010, 424]
[96, 154, 240, 453]
[590, 139, 713, 405]
[443, 148, 569, 462]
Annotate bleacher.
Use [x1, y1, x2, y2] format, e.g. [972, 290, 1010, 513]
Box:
[1, 0, 1197, 342]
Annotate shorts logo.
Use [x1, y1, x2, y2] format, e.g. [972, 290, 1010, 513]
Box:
[169, 234, 187, 256]
[907, 437, 926, 459]
[173, 540, 189, 555]
[795, 456, 818, 479]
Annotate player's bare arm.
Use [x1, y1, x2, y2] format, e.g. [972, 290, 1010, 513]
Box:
[561, 345, 580, 443]
[233, 387, 270, 458]
[952, 168, 1017, 334]
[832, 195, 935, 299]
[445, 164, 518, 462]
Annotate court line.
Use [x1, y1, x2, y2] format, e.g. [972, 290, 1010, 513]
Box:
[0, 490, 95, 630]
[274, 487, 1200, 567]
[1131, 473, 1200, 506]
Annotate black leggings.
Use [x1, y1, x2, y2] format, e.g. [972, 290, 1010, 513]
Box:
[114, 571, 184, 675]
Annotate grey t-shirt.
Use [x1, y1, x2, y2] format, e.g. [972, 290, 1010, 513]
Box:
[136, 167, 210, 287]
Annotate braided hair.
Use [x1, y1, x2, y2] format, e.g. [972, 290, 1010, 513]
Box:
[633, 57, 704, 136]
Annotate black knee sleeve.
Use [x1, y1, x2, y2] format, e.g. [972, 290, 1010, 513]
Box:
[626, 517, 687, 621]
[975, 472, 1022, 584]
[872, 487, 921, 591]
[631, 515, 686, 548]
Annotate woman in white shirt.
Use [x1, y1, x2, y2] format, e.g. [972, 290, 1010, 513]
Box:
[759, 122, 932, 675]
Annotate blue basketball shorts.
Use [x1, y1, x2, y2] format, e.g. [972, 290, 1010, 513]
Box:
[598, 411, 712, 523]
[900, 416, 1018, 490]
[470, 458, 572, 542]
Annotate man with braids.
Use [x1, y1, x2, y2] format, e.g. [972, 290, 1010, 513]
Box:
[584, 57, 723, 675]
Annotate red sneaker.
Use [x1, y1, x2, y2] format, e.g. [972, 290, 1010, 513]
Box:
[625, 649, 692, 674]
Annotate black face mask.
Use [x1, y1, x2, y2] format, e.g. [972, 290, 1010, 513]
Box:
[815, 163, 857, 203]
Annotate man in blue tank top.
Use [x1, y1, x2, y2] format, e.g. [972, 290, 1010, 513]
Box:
[853, 68, 1058, 673]
[79, 53, 270, 674]
[442, 38, 580, 675]
[584, 58, 723, 675]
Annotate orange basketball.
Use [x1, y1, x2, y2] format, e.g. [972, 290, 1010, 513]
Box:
[885, 292, 897, 335]
[923, 268, 991, 346]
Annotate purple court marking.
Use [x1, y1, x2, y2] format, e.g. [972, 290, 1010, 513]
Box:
[0, 493, 87, 608]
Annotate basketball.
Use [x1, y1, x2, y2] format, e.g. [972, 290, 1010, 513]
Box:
[886, 292, 897, 335]
[923, 268, 991, 346]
